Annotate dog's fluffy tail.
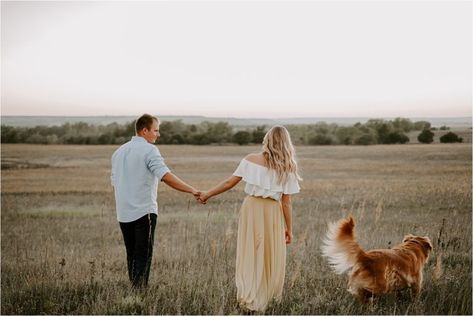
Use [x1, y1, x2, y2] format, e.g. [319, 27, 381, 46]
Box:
[321, 216, 365, 274]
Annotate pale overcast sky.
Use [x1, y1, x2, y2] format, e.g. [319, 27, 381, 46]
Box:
[1, 1, 472, 118]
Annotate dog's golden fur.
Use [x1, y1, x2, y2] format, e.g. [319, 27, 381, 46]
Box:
[321, 216, 432, 302]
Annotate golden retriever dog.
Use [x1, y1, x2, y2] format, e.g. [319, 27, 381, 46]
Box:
[321, 216, 432, 302]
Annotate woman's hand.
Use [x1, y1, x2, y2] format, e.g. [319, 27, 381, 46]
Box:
[285, 229, 293, 244]
[198, 191, 211, 204]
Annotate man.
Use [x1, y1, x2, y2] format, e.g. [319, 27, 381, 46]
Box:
[111, 113, 200, 288]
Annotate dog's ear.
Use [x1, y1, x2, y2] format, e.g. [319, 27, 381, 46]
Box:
[402, 234, 415, 243]
[422, 236, 433, 251]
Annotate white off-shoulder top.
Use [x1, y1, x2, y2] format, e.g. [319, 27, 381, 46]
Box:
[233, 159, 300, 201]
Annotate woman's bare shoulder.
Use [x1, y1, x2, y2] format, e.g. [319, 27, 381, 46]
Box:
[244, 152, 266, 165]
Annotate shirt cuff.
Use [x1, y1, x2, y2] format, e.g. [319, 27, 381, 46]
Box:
[156, 167, 171, 181]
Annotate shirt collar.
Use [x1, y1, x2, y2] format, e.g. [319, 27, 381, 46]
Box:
[131, 136, 148, 143]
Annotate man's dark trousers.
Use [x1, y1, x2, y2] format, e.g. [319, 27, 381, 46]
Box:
[119, 213, 157, 287]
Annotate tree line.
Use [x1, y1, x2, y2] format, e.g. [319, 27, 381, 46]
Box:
[0, 118, 463, 145]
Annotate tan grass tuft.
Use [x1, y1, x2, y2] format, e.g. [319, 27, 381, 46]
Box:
[432, 252, 443, 281]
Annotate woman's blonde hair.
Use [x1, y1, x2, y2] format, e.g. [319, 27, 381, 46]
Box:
[262, 125, 302, 184]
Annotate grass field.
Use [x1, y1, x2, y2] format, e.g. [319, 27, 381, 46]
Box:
[1, 143, 472, 314]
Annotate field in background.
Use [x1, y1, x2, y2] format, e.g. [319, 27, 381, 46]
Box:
[1, 143, 472, 314]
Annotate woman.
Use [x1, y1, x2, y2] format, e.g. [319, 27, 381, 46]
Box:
[199, 125, 301, 312]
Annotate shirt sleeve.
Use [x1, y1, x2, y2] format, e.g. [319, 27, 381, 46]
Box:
[146, 146, 171, 180]
[110, 154, 116, 186]
[232, 159, 246, 178]
[283, 173, 300, 194]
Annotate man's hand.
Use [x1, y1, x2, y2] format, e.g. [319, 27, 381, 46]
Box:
[192, 189, 202, 202]
[198, 191, 210, 204]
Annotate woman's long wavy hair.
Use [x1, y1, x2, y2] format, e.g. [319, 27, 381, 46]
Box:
[262, 125, 302, 185]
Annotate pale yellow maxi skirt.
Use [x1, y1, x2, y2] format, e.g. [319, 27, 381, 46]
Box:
[236, 195, 286, 312]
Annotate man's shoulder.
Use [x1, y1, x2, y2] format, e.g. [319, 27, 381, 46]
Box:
[131, 141, 162, 158]
[112, 140, 132, 154]
[112, 138, 161, 157]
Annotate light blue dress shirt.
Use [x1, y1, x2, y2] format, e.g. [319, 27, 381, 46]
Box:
[111, 136, 170, 223]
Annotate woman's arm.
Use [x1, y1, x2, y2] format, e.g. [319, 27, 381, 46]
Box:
[200, 175, 242, 203]
[281, 193, 293, 244]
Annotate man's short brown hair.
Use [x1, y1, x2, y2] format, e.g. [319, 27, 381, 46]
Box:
[135, 114, 159, 134]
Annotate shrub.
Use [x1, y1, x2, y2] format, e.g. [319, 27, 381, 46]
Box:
[190, 133, 211, 145]
[385, 131, 410, 144]
[170, 134, 185, 144]
[354, 133, 377, 145]
[232, 131, 251, 145]
[252, 126, 267, 144]
[335, 126, 360, 145]
[309, 134, 333, 145]
[418, 129, 434, 144]
[440, 132, 463, 143]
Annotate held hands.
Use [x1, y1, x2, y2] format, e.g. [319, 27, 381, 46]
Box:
[197, 191, 211, 204]
[191, 189, 210, 204]
[191, 189, 202, 203]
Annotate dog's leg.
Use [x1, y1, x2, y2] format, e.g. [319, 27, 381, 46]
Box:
[354, 288, 372, 304]
[411, 282, 421, 298]
[411, 272, 423, 298]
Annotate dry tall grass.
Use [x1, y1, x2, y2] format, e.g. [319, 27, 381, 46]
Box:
[1, 143, 471, 314]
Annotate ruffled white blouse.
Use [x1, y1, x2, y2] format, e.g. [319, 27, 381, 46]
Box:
[233, 159, 300, 201]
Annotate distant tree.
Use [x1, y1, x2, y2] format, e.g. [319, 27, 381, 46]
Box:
[158, 120, 198, 144]
[159, 121, 184, 144]
[1, 125, 18, 143]
[233, 131, 252, 145]
[417, 129, 434, 144]
[439, 125, 450, 131]
[26, 133, 46, 144]
[98, 133, 113, 144]
[187, 124, 197, 134]
[46, 134, 59, 144]
[124, 121, 135, 135]
[309, 134, 333, 145]
[201, 121, 233, 144]
[286, 125, 309, 145]
[190, 133, 211, 145]
[335, 126, 362, 145]
[170, 134, 185, 144]
[252, 125, 267, 144]
[385, 131, 410, 144]
[392, 117, 414, 132]
[414, 121, 431, 131]
[440, 132, 463, 143]
[314, 122, 330, 135]
[366, 119, 394, 143]
[354, 133, 377, 145]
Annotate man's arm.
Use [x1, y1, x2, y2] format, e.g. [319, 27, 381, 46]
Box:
[161, 172, 200, 198]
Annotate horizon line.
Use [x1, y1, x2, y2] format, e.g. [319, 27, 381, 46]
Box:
[2, 115, 472, 119]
